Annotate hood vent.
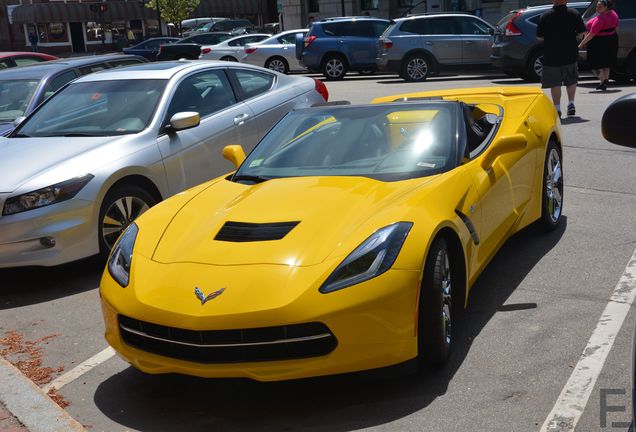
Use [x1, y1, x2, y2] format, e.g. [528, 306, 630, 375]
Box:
[214, 221, 300, 242]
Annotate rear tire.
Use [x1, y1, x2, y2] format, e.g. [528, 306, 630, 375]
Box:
[540, 140, 563, 231]
[265, 56, 289, 74]
[419, 237, 454, 367]
[401, 53, 431, 82]
[98, 185, 157, 259]
[525, 50, 543, 82]
[321, 55, 347, 80]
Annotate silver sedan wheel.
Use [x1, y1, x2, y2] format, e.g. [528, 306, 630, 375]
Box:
[102, 196, 149, 250]
[440, 248, 452, 347]
[268, 59, 286, 73]
[407, 57, 428, 80]
[545, 148, 563, 223]
[325, 58, 344, 78]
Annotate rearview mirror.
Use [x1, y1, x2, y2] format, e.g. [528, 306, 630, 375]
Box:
[602, 93, 636, 148]
[222, 145, 246, 168]
[168, 112, 200, 132]
[481, 134, 527, 170]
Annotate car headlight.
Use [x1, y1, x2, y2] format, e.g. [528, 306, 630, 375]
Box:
[2, 174, 94, 216]
[319, 222, 413, 294]
[107, 223, 138, 288]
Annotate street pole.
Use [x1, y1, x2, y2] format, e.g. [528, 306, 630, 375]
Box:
[341, 0, 345, 16]
[155, 0, 163, 36]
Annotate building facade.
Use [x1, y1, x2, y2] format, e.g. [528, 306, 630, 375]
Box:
[0, 0, 277, 55]
[280, 0, 560, 29]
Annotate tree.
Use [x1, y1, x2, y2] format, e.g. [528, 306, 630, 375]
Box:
[145, 0, 200, 35]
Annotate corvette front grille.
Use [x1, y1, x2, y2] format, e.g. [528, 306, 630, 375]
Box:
[118, 315, 338, 363]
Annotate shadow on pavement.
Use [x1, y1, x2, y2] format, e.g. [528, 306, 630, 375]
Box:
[93, 218, 567, 431]
[561, 117, 590, 125]
[378, 74, 506, 85]
[0, 255, 103, 309]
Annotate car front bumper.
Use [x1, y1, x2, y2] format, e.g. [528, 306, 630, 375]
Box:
[100, 255, 422, 381]
[0, 197, 99, 268]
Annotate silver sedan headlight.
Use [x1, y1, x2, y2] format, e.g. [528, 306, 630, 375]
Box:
[2, 174, 94, 216]
[319, 222, 413, 294]
[108, 223, 138, 288]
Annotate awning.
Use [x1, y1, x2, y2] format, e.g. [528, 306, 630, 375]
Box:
[11, 1, 151, 25]
[194, 0, 263, 17]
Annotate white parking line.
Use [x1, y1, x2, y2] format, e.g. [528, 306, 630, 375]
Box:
[42, 347, 115, 393]
[541, 248, 636, 432]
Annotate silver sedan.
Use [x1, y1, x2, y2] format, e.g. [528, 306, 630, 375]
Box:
[199, 33, 271, 62]
[241, 29, 308, 74]
[0, 61, 327, 268]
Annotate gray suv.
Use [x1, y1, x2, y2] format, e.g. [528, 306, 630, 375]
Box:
[581, 0, 636, 81]
[377, 13, 495, 82]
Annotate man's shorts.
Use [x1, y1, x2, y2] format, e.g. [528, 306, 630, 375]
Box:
[541, 63, 579, 88]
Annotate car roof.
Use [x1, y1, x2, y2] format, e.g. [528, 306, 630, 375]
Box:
[519, 2, 590, 14]
[397, 12, 487, 21]
[72, 60, 271, 82]
[0, 54, 143, 80]
[316, 16, 390, 23]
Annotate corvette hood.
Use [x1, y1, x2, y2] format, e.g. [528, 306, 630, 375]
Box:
[153, 176, 431, 266]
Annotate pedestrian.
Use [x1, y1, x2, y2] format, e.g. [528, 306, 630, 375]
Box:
[536, 0, 587, 117]
[578, 0, 619, 91]
[28, 31, 39, 52]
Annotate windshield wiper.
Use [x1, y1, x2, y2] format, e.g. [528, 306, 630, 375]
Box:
[60, 133, 102, 137]
[232, 174, 271, 184]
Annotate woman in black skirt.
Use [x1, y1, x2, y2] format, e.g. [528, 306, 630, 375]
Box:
[579, 0, 619, 91]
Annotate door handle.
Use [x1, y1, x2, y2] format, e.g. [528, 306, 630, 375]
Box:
[234, 113, 250, 125]
[425, 41, 433, 45]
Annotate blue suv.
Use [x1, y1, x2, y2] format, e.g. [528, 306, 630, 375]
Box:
[298, 17, 390, 80]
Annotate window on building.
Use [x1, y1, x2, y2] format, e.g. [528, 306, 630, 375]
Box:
[361, 0, 379, 10]
[309, 0, 319, 13]
[27, 23, 69, 44]
[399, 0, 414, 6]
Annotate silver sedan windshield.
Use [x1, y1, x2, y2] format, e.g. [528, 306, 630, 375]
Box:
[234, 104, 458, 183]
[15, 79, 167, 137]
[0, 80, 40, 122]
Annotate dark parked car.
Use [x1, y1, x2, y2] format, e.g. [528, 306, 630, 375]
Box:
[491, 2, 590, 81]
[298, 17, 390, 80]
[157, 32, 233, 60]
[0, 52, 58, 69]
[0, 54, 146, 136]
[122, 37, 180, 60]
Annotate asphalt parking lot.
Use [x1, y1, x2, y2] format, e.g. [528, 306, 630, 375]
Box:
[1, 71, 636, 432]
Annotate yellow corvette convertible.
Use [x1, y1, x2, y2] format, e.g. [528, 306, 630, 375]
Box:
[100, 87, 562, 381]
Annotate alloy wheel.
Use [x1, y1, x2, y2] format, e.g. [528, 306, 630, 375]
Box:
[102, 196, 149, 250]
[534, 55, 544, 78]
[545, 148, 563, 223]
[325, 58, 344, 78]
[268, 59, 286, 73]
[440, 248, 452, 347]
[407, 57, 428, 80]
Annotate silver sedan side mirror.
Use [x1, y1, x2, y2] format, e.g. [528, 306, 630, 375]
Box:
[169, 112, 200, 132]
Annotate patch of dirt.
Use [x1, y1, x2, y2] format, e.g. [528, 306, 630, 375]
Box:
[0, 330, 69, 408]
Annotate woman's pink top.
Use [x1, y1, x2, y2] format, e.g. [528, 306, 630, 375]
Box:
[586, 10, 619, 36]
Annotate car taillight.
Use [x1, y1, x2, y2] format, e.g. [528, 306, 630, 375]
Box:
[304, 35, 317, 48]
[381, 39, 393, 49]
[244, 47, 257, 54]
[314, 79, 328, 102]
[201, 48, 212, 54]
[504, 11, 523, 36]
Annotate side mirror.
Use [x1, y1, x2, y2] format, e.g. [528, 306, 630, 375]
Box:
[168, 112, 200, 132]
[602, 93, 636, 148]
[222, 144, 246, 168]
[13, 116, 26, 127]
[481, 133, 527, 170]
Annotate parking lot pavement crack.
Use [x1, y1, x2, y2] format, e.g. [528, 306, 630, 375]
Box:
[564, 184, 636, 198]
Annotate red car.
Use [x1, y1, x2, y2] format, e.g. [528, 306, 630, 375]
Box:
[0, 52, 58, 69]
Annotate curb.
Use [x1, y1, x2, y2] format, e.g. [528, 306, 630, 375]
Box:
[0, 356, 85, 432]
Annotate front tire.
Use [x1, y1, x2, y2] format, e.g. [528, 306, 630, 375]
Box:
[419, 237, 454, 367]
[321, 55, 347, 80]
[98, 185, 157, 259]
[401, 53, 431, 82]
[540, 140, 563, 231]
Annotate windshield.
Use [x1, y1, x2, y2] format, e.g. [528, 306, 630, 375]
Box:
[15, 79, 166, 137]
[0, 80, 40, 122]
[234, 104, 458, 183]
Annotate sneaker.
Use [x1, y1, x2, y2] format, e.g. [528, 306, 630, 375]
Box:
[596, 81, 607, 91]
[567, 104, 576, 116]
